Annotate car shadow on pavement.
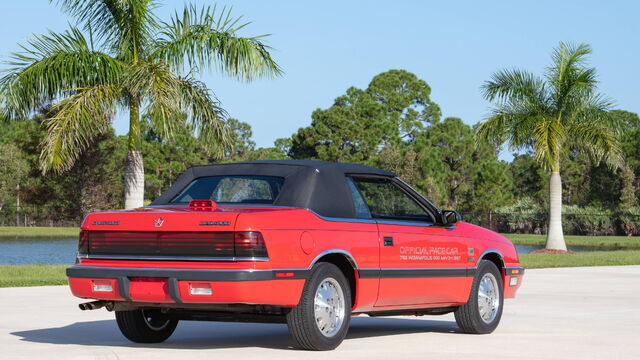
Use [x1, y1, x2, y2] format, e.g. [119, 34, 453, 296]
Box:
[11, 316, 459, 350]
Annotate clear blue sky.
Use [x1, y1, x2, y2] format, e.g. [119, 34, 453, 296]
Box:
[1, 0, 638, 156]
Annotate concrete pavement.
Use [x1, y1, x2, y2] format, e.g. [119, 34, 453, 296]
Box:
[1, 266, 639, 359]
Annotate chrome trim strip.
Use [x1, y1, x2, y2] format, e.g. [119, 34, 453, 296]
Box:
[76, 254, 269, 262]
[308, 249, 359, 269]
[307, 208, 435, 227]
[475, 249, 504, 268]
[303, 208, 377, 224]
[375, 219, 434, 227]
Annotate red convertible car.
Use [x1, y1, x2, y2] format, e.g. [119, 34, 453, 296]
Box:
[67, 160, 523, 350]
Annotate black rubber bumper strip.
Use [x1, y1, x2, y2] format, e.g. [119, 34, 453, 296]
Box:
[168, 277, 182, 303]
[358, 268, 472, 279]
[117, 276, 131, 301]
[67, 266, 309, 281]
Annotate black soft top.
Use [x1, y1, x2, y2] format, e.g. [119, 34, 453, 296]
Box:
[152, 160, 396, 218]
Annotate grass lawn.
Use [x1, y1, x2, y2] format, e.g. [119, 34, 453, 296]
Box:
[0, 226, 79, 238]
[0, 265, 68, 287]
[520, 250, 640, 269]
[504, 233, 640, 249]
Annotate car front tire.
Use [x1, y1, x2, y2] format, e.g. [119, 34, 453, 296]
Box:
[115, 309, 178, 343]
[454, 260, 504, 334]
[286, 262, 352, 350]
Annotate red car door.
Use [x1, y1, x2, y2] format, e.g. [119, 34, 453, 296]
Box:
[350, 177, 472, 307]
[375, 222, 471, 306]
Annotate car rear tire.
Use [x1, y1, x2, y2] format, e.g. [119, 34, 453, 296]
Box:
[286, 262, 352, 350]
[115, 309, 178, 343]
[454, 260, 504, 334]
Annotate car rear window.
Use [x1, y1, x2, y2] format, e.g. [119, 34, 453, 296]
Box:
[170, 175, 285, 204]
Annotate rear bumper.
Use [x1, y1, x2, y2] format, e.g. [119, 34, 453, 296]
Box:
[67, 265, 307, 307]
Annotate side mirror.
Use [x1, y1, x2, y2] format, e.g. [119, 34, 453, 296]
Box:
[442, 210, 462, 225]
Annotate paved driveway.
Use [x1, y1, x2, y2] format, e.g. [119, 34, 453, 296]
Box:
[1, 266, 639, 359]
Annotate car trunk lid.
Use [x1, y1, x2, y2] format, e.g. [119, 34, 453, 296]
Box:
[79, 206, 274, 260]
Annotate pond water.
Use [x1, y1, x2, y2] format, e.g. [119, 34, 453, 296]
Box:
[0, 236, 614, 265]
[514, 244, 622, 254]
[0, 237, 77, 265]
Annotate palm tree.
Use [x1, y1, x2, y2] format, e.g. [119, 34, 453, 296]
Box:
[476, 42, 622, 250]
[0, 1, 281, 208]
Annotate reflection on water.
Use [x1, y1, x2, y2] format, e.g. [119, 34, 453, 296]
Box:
[0, 237, 76, 265]
[515, 244, 620, 254]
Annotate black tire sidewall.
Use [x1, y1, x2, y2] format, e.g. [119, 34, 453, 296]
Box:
[289, 262, 352, 350]
[115, 309, 178, 343]
[469, 261, 504, 333]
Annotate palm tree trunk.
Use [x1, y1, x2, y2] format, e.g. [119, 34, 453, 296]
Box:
[545, 171, 567, 250]
[124, 100, 144, 209]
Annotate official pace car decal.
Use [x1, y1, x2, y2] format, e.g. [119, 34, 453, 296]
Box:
[399, 246, 462, 261]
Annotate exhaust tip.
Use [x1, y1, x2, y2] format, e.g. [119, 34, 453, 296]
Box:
[79, 300, 108, 311]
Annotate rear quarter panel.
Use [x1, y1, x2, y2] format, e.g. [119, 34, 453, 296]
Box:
[234, 209, 380, 311]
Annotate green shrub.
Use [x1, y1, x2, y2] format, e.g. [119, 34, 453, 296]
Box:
[617, 207, 640, 236]
[562, 206, 615, 235]
[492, 199, 637, 236]
[493, 198, 546, 234]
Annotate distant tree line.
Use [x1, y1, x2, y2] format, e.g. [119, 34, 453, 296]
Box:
[0, 69, 638, 234]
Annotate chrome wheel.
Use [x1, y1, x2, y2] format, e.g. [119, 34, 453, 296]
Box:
[142, 310, 171, 331]
[477, 273, 500, 324]
[313, 277, 345, 337]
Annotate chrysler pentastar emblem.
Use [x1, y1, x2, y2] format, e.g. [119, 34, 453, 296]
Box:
[154, 217, 164, 227]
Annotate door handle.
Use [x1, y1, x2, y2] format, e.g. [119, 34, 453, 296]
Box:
[383, 236, 394, 246]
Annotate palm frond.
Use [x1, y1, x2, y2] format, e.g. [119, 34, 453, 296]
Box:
[546, 42, 596, 110]
[126, 61, 182, 140]
[176, 76, 231, 156]
[566, 95, 622, 169]
[152, 4, 282, 81]
[0, 27, 123, 118]
[52, 0, 160, 61]
[568, 120, 622, 169]
[532, 118, 567, 171]
[476, 113, 509, 145]
[549, 42, 592, 79]
[477, 100, 544, 152]
[40, 85, 120, 173]
[482, 68, 546, 105]
[52, 0, 123, 47]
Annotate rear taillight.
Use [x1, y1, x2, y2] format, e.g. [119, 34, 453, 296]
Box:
[234, 231, 268, 258]
[78, 231, 89, 254]
[78, 230, 267, 259]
